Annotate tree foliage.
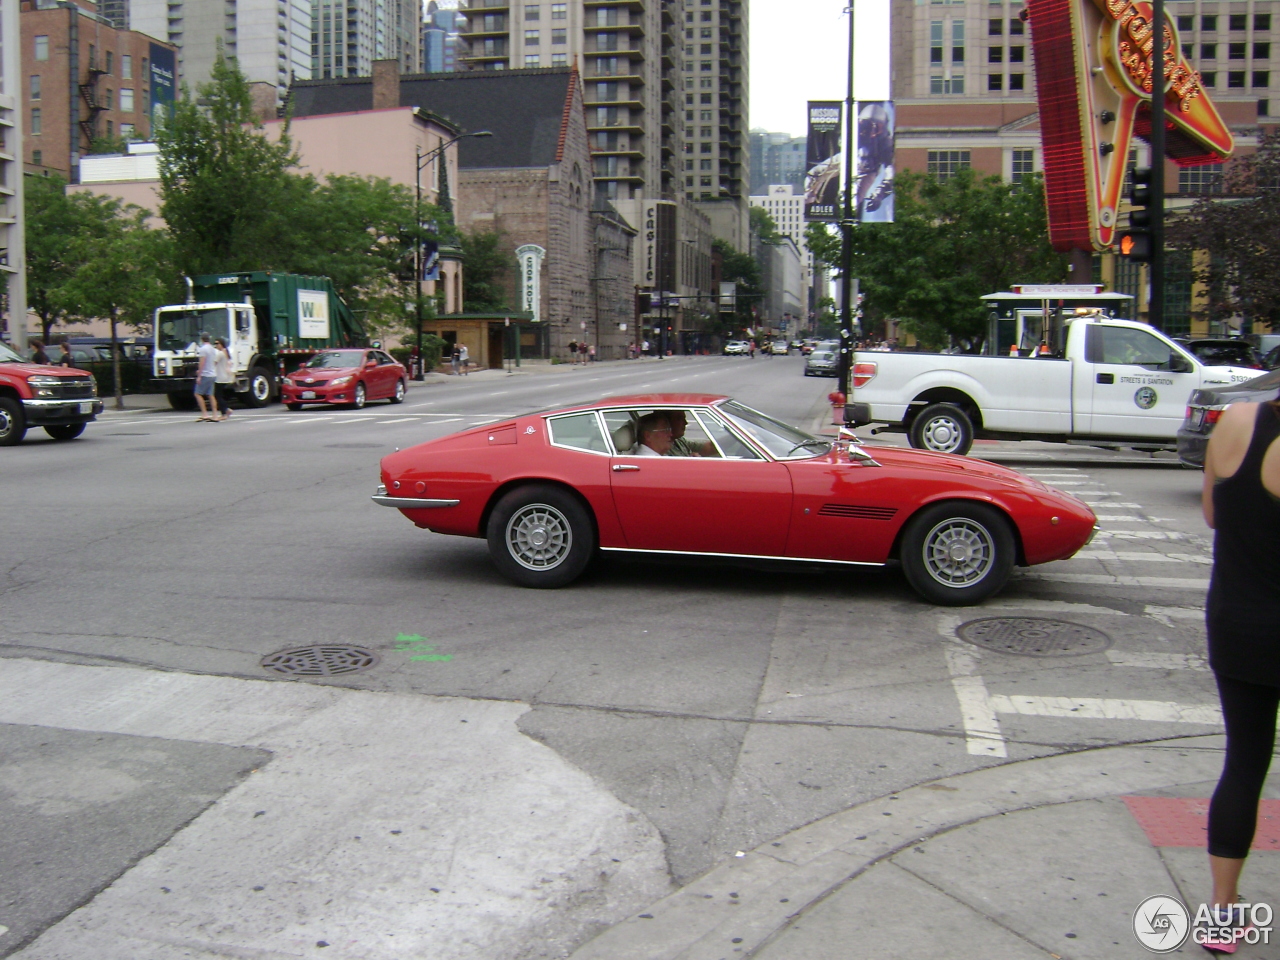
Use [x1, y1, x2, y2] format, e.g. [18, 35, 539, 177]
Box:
[807, 170, 1065, 347]
[714, 238, 762, 335]
[749, 205, 783, 245]
[26, 174, 114, 340]
[461, 228, 510, 312]
[1168, 131, 1280, 331]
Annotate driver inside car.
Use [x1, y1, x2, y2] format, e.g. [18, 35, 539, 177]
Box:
[666, 410, 717, 457]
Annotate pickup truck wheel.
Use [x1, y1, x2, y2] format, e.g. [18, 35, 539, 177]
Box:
[910, 403, 974, 456]
[244, 368, 274, 408]
[900, 502, 1014, 606]
[44, 423, 86, 441]
[486, 485, 595, 588]
[389, 379, 406, 404]
[0, 397, 27, 446]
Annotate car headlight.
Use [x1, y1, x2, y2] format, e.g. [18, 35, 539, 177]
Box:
[28, 375, 59, 398]
[330, 376, 352, 387]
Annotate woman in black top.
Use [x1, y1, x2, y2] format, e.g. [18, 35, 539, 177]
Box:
[1202, 398, 1280, 945]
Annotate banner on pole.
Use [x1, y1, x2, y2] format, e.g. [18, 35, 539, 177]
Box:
[856, 100, 895, 223]
[804, 101, 842, 221]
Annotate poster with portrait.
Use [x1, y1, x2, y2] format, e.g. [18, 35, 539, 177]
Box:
[856, 100, 894, 223]
[804, 101, 842, 221]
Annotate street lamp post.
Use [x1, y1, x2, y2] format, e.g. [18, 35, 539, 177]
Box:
[412, 130, 492, 380]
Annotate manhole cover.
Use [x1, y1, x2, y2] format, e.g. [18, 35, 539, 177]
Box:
[260, 644, 381, 677]
[324, 443, 383, 449]
[956, 617, 1112, 657]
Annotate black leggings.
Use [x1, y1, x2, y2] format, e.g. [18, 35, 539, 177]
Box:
[1209, 673, 1280, 859]
[215, 383, 234, 416]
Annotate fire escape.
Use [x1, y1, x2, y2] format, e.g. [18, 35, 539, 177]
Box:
[78, 54, 108, 147]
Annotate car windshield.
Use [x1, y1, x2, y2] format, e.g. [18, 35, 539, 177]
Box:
[156, 308, 229, 351]
[0, 342, 27, 363]
[812, 351, 834, 361]
[306, 351, 365, 368]
[716, 400, 831, 459]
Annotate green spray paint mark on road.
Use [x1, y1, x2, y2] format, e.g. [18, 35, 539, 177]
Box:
[395, 633, 453, 662]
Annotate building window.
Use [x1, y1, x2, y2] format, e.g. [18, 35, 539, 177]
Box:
[700, 93, 711, 103]
[931, 20, 944, 63]
[552, 53, 566, 65]
[1256, 43, 1271, 60]
[1182, 42, 1194, 58]
[1202, 15, 1217, 31]
[1254, 71, 1270, 87]
[1229, 13, 1247, 31]
[552, 28, 566, 43]
[927, 150, 970, 181]
[930, 75, 965, 93]
[106, 120, 114, 139]
[29, 75, 40, 100]
[120, 88, 134, 111]
[1179, 163, 1223, 195]
[988, 73, 1003, 90]
[551, 2, 566, 17]
[1011, 148, 1035, 184]
[989, 46, 1003, 63]
[1177, 14, 1194, 31]
[701, 142, 712, 153]
[1009, 44, 1023, 62]
[525, 30, 539, 44]
[32, 150, 42, 165]
[700, 159, 712, 170]
[700, 78, 712, 87]
[1009, 73, 1024, 90]
[121, 55, 132, 79]
[700, 109, 712, 120]
[526, 54, 541, 65]
[989, 18, 1003, 35]
[1202, 71, 1217, 86]
[1260, 99, 1271, 116]
[105, 51, 114, 74]
[34, 36, 49, 61]
[1229, 42, 1246, 59]
[1228, 71, 1246, 87]
[1257, 14, 1271, 31]
[596, 81, 618, 99]
[525, 4, 539, 18]
[596, 57, 618, 74]
[30, 108, 41, 135]
[1202, 43, 1218, 59]
[700, 43, 711, 54]
[120, 122, 134, 139]
[701, 11, 711, 20]
[701, 176, 711, 186]
[952, 20, 965, 61]
[686, 176, 694, 186]
[684, 159, 693, 170]
[1009, 17, 1024, 35]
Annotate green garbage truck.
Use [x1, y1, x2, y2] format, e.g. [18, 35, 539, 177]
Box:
[150, 272, 366, 409]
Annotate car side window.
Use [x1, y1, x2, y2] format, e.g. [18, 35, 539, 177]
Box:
[378, 351, 396, 365]
[548, 412, 609, 454]
[694, 412, 761, 459]
[1100, 327, 1175, 369]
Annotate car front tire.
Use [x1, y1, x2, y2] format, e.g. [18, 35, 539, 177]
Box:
[286, 402, 304, 411]
[486, 484, 596, 588]
[44, 423, 86, 441]
[909, 403, 974, 456]
[352, 382, 366, 409]
[899, 501, 1014, 605]
[390, 380, 406, 404]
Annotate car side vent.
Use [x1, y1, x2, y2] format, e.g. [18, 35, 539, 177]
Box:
[818, 504, 898, 520]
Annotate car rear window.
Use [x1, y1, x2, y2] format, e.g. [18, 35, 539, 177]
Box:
[548, 412, 609, 453]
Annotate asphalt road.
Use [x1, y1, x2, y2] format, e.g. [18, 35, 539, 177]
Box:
[1, 354, 1221, 956]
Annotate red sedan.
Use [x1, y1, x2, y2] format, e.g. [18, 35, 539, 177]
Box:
[372, 394, 1096, 605]
[281, 348, 407, 411]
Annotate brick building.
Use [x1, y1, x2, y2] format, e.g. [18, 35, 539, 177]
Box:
[289, 65, 638, 361]
[21, 0, 175, 181]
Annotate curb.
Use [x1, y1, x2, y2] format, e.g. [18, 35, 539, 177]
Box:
[567, 736, 1225, 960]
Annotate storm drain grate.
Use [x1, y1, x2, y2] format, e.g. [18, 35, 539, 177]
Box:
[260, 644, 381, 677]
[956, 617, 1112, 657]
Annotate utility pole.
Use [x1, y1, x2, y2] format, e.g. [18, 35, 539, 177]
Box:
[1148, 0, 1166, 331]
[837, 3, 856, 397]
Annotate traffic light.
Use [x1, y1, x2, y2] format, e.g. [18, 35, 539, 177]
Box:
[1118, 167, 1154, 262]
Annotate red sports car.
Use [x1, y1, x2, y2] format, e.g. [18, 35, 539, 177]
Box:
[280, 348, 407, 410]
[372, 394, 1096, 605]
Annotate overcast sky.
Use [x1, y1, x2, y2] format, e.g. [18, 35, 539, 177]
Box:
[747, 0, 891, 136]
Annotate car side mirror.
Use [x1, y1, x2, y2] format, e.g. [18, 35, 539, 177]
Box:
[1169, 353, 1193, 373]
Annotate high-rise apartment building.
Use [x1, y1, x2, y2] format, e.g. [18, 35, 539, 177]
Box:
[749, 183, 821, 313]
[748, 129, 804, 195]
[311, 0, 422, 80]
[424, 0, 463, 73]
[130, 0, 311, 97]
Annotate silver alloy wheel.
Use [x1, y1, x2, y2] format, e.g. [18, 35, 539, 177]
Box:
[0, 407, 12, 438]
[353, 383, 366, 408]
[920, 413, 964, 453]
[394, 380, 405, 401]
[921, 517, 995, 587]
[505, 503, 572, 571]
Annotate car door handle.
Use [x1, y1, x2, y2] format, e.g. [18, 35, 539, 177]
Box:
[612, 464, 640, 472]
[1096, 373, 1115, 384]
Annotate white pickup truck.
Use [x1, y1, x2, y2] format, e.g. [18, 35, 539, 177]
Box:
[846, 314, 1259, 456]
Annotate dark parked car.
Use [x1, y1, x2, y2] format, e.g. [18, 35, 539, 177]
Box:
[1178, 367, 1280, 468]
[1175, 338, 1266, 371]
[1263, 344, 1280, 371]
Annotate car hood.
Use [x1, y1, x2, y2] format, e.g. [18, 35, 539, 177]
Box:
[1199, 363, 1266, 385]
[293, 366, 359, 378]
[851, 443, 1054, 487]
[0, 362, 93, 377]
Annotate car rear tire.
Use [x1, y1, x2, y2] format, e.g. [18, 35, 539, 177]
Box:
[909, 403, 974, 456]
[352, 382, 366, 409]
[899, 501, 1014, 606]
[244, 368, 274, 408]
[486, 484, 595, 588]
[44, 423, 86, 441]
[0, 397, 27, 446]
[390, 380, 406, 404]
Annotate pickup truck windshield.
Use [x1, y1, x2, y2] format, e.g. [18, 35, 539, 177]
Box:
[157, 308, 229, 352]
[717, 400, 831, 459]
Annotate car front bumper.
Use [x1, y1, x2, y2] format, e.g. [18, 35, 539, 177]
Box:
[281, 384, 354, 405]
[22, 398, 103, 424]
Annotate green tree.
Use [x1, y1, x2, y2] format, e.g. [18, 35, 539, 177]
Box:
[808, 170, 1065, 348]
[749, 205, 784, 245]
[60, 205, 174, 408]
[713, 238, 762, 336]
[461, 228, 510, 312]
[1169, 131, 1280, 332]
[157, 48, 302, 275]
